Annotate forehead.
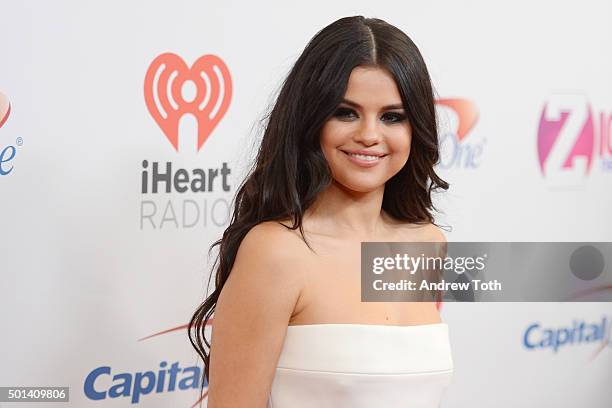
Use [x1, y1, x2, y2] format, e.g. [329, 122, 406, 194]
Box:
[344, 66, 402, 107]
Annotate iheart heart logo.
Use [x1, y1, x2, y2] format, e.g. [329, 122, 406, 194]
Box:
[144, 53, 232, 152]
[0, 92, 10, 129]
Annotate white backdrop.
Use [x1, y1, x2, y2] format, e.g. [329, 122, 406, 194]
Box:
[1, 1, 611, 407]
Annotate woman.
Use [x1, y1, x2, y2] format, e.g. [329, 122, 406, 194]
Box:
[189, 15, 453, 408]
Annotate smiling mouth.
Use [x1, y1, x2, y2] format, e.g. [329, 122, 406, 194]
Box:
[341, 150, 388, 161]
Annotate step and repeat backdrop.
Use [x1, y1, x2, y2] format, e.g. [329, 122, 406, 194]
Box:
[1, 1, 611, 407]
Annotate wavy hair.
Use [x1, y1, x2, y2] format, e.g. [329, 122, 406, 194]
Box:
[188, 15, 449, 390]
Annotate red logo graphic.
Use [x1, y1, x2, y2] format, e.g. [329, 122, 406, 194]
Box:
[435, 98, 483, 169]
[144, 53, 232, 151]
[0, 92, 10, 129]
[435, 98, 479, 142]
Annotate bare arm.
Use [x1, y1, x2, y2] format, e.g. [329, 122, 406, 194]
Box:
[206, 222, 303, 408]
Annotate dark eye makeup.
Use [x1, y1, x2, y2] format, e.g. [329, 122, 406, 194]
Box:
[332, 106, 407, 123]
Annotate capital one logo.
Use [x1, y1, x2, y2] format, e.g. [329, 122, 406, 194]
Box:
[144, 53, 232, 151]
[83, 323, 211, 407]
[435, 98, 484, 169]
[537, 93, 612, 185]
[0, 91, 21, 176]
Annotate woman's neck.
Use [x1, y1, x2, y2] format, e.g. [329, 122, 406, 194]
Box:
[303, 180, 392, 239]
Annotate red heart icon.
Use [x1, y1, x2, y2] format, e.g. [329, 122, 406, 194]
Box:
[144, 53, 232, 151]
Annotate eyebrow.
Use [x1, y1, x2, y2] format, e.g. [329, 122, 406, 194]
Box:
[340, 98, 404, 111]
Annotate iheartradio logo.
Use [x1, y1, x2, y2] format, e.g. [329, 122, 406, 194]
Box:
[144, 53, 232, 152]
[0, 92, 10, 129]
[537, 93, 612, 186]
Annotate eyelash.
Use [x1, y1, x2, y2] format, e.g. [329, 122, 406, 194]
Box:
[332, 107, 407, 124]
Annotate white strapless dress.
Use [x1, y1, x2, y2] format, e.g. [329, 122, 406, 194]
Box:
[267, 323, 453, 408]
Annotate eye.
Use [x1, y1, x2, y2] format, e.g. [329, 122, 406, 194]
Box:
[332, 107, 407, 124]
[382, 112, 407, 123]
[333, 107, 357, 120]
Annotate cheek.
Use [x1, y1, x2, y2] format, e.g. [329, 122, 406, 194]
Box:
[390, 129, 412, 157]
[321, 121, 347, 143]
[386, 131, 412, 172]
[320, 123, 348, 157]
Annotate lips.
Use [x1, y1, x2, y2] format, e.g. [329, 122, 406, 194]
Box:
[340, 149, 388, 167]
[340, 149, 388, 158]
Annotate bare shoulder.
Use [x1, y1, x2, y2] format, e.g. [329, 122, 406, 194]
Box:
[241, 220, 306, 257]
[422, 223, 447, 243]
[398, 221, 447, 243]
[396, 222, 448, 263]
[207, 220, 305, 406]
[232, 220, 306, 285]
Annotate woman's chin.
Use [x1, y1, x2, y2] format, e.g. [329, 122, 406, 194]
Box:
[334, 179, 386, 194]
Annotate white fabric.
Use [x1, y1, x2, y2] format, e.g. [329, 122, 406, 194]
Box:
[267, 323, 453, 408]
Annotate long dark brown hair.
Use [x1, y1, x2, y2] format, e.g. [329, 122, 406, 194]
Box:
[188, 14, 449, 390]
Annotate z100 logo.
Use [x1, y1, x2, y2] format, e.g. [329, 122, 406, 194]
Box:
[537, 93, 612, 186]
[0, 91, 22, 176]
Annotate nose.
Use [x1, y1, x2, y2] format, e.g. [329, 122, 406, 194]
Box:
[354, 114, 382, 145]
